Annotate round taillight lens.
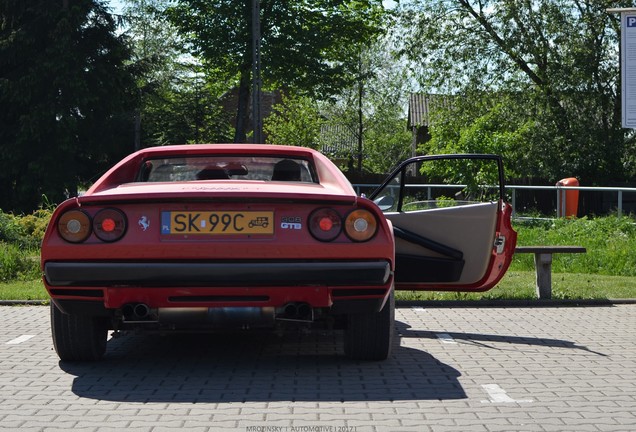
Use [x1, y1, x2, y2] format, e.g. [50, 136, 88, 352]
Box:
[345, 209, 378, 242]
[57, 210, 92, 243]
[93, 208, 127, 242]
[309, 208, 342, 241]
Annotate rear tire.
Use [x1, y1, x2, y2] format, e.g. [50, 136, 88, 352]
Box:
[50, 302, 108, 361]
[344, 288, 395, 361]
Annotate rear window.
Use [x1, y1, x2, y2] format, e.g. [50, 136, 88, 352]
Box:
[137, 155, 317, 183]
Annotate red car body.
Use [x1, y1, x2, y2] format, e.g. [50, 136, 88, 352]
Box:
[41, 144, 516, 362]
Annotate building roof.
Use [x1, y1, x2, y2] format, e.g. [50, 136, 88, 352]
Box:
[319, 123, 357, 156]
[408, 94, 452, 128]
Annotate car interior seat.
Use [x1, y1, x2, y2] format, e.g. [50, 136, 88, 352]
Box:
[196, 167, 230, 180]
[271, 159, 301, 181]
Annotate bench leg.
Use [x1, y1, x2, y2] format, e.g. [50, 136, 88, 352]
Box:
[534, 253, 552, 300]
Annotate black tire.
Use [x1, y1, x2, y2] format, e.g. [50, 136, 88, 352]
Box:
[344, 288, 395, 361]
[50, 302, 108, 361]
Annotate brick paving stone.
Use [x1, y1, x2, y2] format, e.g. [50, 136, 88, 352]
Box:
[157, 428, 209, 432]
[1, 305, 635, 431]
[0, 420, 25, 430]
[419, 426, 487, 432]
[102, 428, 151, 432]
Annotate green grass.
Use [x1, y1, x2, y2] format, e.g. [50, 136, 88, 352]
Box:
[510, 216, 636, 276]
[396, 270, 636, 301]
[0, 279, 48, 301]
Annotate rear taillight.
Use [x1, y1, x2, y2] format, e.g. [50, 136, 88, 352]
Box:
[57, 210, 92, 243]
[344, 209, 378, 242]
[309, 208, 342, 241]
[93, 208, 127, 242]
[57, 208, 127, 243]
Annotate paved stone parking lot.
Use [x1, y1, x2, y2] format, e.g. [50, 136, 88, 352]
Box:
[0, 304, 634, 432]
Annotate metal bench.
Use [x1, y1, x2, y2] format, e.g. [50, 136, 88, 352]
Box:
[514, 246, 587, 300]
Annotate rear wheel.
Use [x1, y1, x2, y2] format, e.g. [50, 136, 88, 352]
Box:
[50, 302, 108, 361]
[344, 288, 395, 361]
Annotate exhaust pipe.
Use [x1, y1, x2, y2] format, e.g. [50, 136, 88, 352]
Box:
[122, 304, 134, 320]
[279, 302, 313, 321]
[122, 303, 153, 321]
[133, 303, 150, 319]
[296, 303, 312, 320]
[283, 303, 298, 319]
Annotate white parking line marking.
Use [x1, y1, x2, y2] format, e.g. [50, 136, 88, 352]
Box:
[481, 384, 533, 404]
[411, 307, 426, 311]
[6, 335, 35, 345]
[436, 333, 457, 344]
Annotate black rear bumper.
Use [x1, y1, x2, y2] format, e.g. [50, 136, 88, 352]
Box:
[44, 260, 392, 287]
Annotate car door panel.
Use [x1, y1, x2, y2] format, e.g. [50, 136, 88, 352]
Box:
[369, 154, 516, 292]
[388, 201, 498, 285]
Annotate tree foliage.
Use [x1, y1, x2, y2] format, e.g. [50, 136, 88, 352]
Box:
[321, 40, 413, 173]
[264, 94, 324, 148]
[0, 0, 137, 212]
[400, 0, 633, 184]
[265, 38, 413, 174]
[166, 0, 388, 142]
[424, 93, 538, 179]
[121, 0, 233, 146]
[140, 67, 234, 145]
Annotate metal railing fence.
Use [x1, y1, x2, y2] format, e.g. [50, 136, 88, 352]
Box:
[352, 184, 636, 217]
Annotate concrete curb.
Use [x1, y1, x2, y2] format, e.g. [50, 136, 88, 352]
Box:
[0, 300, 49, 306]
[396, 298, 636, 308]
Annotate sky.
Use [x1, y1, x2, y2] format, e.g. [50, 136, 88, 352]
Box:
[107, 0, 124, 15]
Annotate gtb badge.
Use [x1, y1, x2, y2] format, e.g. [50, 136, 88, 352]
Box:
[281, 216, 302, 230]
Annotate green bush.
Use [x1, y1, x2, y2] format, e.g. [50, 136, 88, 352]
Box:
[0, 209, 51, 281]
[0, 242, 40, 282]
[0, 208, 52, 248]
[0, 212, 24, 245]
[16, 208, 53, 243]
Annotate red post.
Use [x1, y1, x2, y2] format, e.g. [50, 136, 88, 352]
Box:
[556, 178, 579, 218]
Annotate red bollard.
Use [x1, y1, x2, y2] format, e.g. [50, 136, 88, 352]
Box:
[556, 177, 579, 218]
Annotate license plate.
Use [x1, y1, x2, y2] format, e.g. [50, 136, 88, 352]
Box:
[161, 211, 274, 235]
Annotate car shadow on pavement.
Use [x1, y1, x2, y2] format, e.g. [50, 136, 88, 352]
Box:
[60, 324, 466, 403]
[396, 322, 608, 357]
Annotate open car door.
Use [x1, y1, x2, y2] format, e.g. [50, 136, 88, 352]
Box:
[369, 154, 517, 292]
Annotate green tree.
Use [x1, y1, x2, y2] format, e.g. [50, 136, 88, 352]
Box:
[363, 103, 412, 173]
[166, 0, 387, 143]
[122, 0, 231, 148]
[264, 94, 323, 148]
[0, 0, 137, 212]
[360, 43, 413, 174]
[321, 39, 413, 173]
[423, 93, 538, 179]
[141, 66, 234, 145]
[400, 0, 633, 184]
[121, 0, 233, 146]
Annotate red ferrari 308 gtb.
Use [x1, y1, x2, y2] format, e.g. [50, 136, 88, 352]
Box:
[41, 144, 516, 361]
